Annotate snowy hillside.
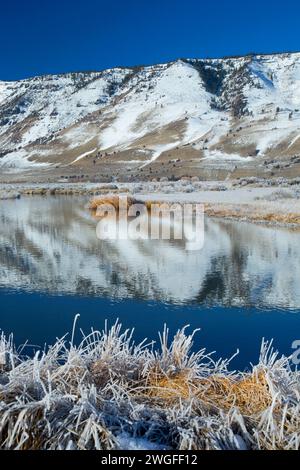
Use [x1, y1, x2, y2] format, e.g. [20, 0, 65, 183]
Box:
[0, 52, 300, 176]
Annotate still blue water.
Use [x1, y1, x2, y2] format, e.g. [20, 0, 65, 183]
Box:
[1, 196, 300, 370]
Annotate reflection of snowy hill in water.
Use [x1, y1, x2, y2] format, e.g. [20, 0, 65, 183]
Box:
[0, 196, 300, 309]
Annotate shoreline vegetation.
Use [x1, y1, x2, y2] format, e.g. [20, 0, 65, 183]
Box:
[0, 321, 299, 450]
[87, 195, 300, 227]
[2, 178, 300, 227]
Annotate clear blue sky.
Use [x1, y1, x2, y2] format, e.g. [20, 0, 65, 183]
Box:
[1, 0, 299, 80]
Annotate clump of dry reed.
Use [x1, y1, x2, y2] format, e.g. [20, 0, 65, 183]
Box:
[0, 322, 299, 450]
[88, 195, 157, 213]
[88, 195, 139, 211]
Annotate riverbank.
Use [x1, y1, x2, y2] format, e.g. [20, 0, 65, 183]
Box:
[0, 321, 299, 450]
[2, 179, 300, 227]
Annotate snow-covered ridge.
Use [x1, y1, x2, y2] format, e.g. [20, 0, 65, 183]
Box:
[1, 52, 300, 170]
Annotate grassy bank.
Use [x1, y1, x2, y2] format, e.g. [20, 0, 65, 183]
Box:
[0, 320, 299, 450]
[204, 202, 300, 226]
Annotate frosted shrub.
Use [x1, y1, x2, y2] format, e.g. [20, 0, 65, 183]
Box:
[0, 321, 299, 450]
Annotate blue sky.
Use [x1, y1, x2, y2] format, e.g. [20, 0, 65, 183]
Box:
[1, 0, 299, 80]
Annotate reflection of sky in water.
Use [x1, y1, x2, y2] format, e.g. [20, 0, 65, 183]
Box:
[1, 196, 300, 370]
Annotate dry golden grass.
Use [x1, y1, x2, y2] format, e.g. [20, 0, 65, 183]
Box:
[0, 323, 299, 450]
[196, 371, 272, 415]
[88, 195, 138, 211]
[89, 197, 300, 227]
[205, 203, 300, 225]
[147, 369, 193, 402]
[88, 195, 163, 215]
[146, 368, 271, 415]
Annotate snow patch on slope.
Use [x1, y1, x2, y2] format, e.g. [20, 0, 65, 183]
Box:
[1, 53, 300, 169]
[99, 61, 214, 151]
[72, 147, 97, 163]
[0, 149, 50, 169]
[203, 150, 254, 162]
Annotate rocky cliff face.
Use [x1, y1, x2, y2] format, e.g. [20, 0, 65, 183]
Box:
[1, 52, 300, 179]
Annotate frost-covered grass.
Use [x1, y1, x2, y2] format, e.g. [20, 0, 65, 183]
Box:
[0, 320, 299, 450]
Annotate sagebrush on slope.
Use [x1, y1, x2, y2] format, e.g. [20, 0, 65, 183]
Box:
[0, 320, 299, 450]
[2, 53, 300, 173]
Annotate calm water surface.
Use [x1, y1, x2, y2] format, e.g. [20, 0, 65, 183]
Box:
[1, 196, 300, 370]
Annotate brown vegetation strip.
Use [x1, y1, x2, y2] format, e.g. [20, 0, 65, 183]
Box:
[204, 203, 300, 225]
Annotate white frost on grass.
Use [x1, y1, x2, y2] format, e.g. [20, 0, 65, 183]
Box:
[0, 322, 299, 450]
[116, 433, 169, 451]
